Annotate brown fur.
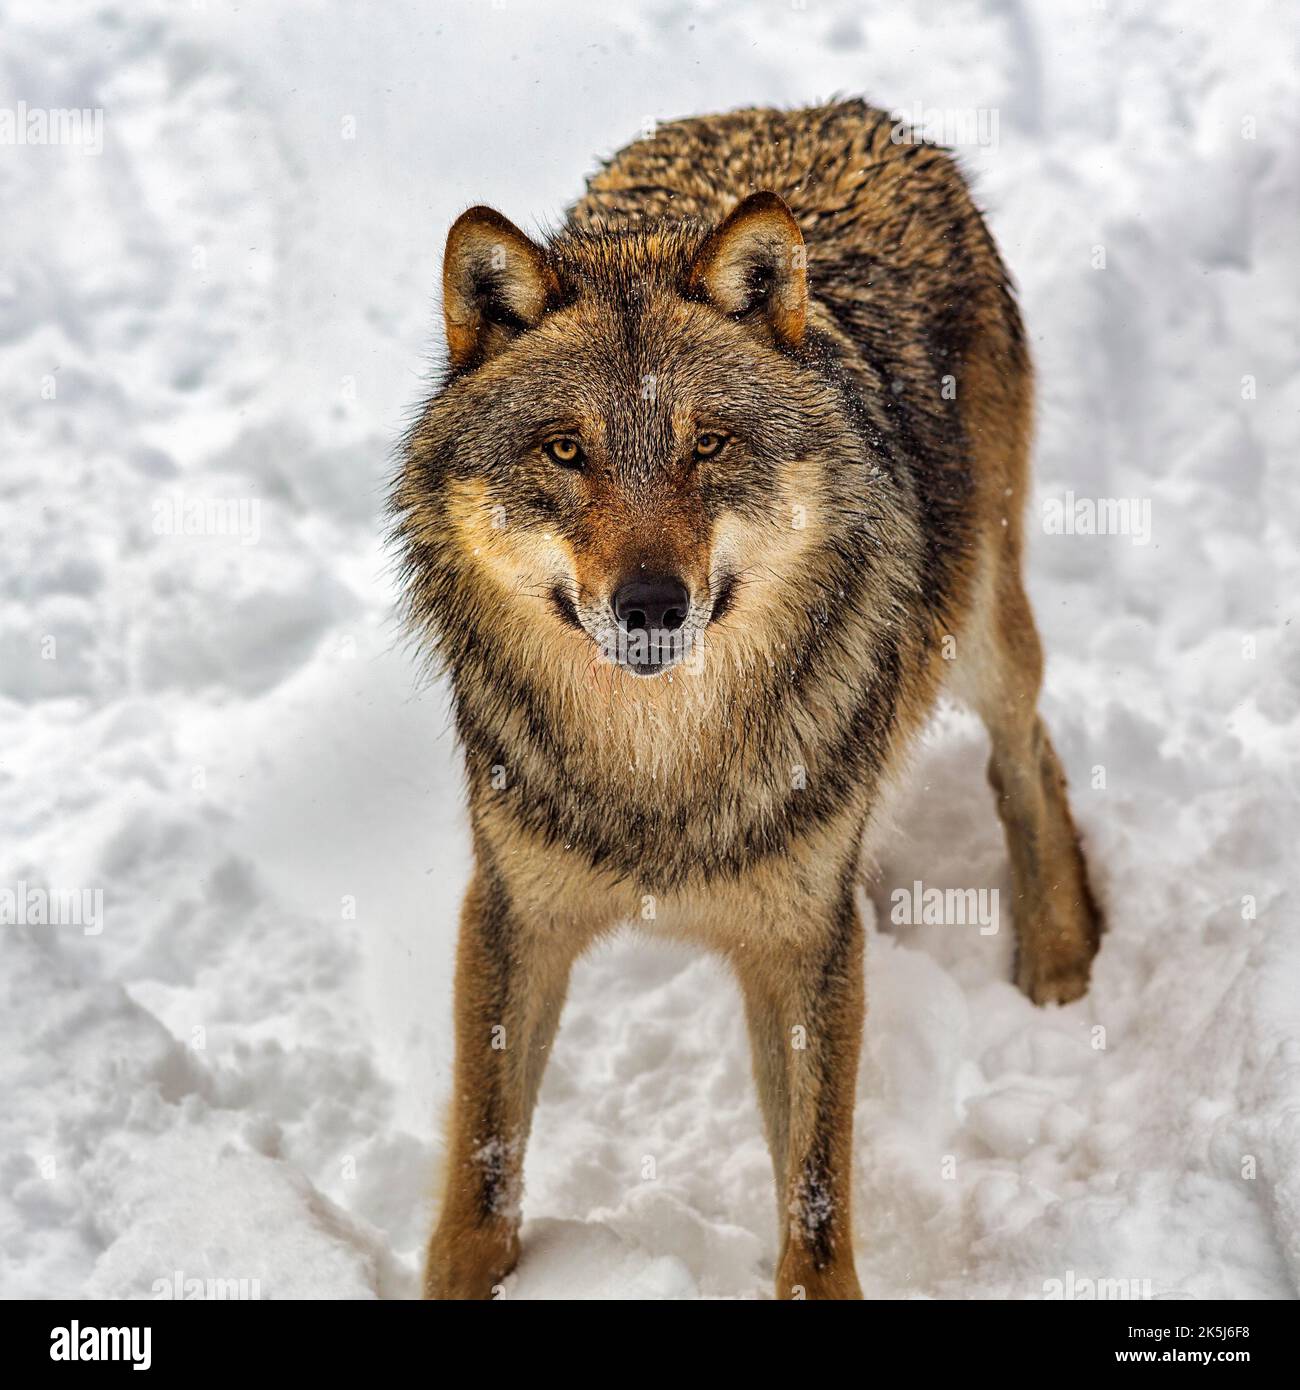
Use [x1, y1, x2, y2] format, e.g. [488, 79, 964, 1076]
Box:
[394, 99, 1102, 1300]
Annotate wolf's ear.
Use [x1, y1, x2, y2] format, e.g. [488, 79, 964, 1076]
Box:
[687, 191, 807, 348]
[442, 206, 557, 370]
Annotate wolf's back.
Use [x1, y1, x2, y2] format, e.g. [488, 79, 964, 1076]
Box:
[572, 100, 1017, 328]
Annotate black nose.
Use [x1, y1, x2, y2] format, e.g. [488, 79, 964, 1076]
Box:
[612, 575, 690, 633]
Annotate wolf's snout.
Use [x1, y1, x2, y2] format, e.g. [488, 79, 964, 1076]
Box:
[612, 575, 689, 634]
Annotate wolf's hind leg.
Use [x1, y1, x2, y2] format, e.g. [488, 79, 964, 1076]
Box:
[965, 565, 1102, 1005]
[424, 870, 583, 1299]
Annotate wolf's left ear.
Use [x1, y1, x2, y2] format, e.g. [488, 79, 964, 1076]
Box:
[442, 206, 557, 370]
[687, 191, 807, 348]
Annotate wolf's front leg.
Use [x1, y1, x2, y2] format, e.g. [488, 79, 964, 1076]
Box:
[734, 893, 866, 1300]
[424, 867, 580, 1299]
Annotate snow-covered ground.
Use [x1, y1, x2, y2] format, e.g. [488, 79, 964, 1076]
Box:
[2, 0, 1297, 1299]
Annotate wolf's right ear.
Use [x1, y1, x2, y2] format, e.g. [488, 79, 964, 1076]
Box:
[442, 207, 557, 370]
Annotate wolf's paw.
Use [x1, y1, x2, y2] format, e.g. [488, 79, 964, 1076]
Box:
[423, 1225, 520, 1300]
[776, 1250, 864, 1300]
[1014, 895, 1102, 1006]
[1016, 951, 1092, 1006]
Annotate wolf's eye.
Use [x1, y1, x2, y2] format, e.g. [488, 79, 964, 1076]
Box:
[693, 431, 726, 460]
[543, 437, 584, 469]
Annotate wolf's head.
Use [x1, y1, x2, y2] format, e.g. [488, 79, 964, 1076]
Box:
[396, 192, 900, 700]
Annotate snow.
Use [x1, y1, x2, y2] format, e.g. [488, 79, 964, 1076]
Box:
[1, 0, 1296, 1299]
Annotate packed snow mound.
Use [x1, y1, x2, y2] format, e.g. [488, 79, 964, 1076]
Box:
[2, 0, 1296, 1298]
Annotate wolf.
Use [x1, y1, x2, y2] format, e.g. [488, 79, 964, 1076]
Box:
[393, 99, 1102, 1300]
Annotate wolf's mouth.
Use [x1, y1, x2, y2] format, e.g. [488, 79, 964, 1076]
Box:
[550, 574, 739, 675]
[550, 584, 688, 673]
[608, 626, 692, 676]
